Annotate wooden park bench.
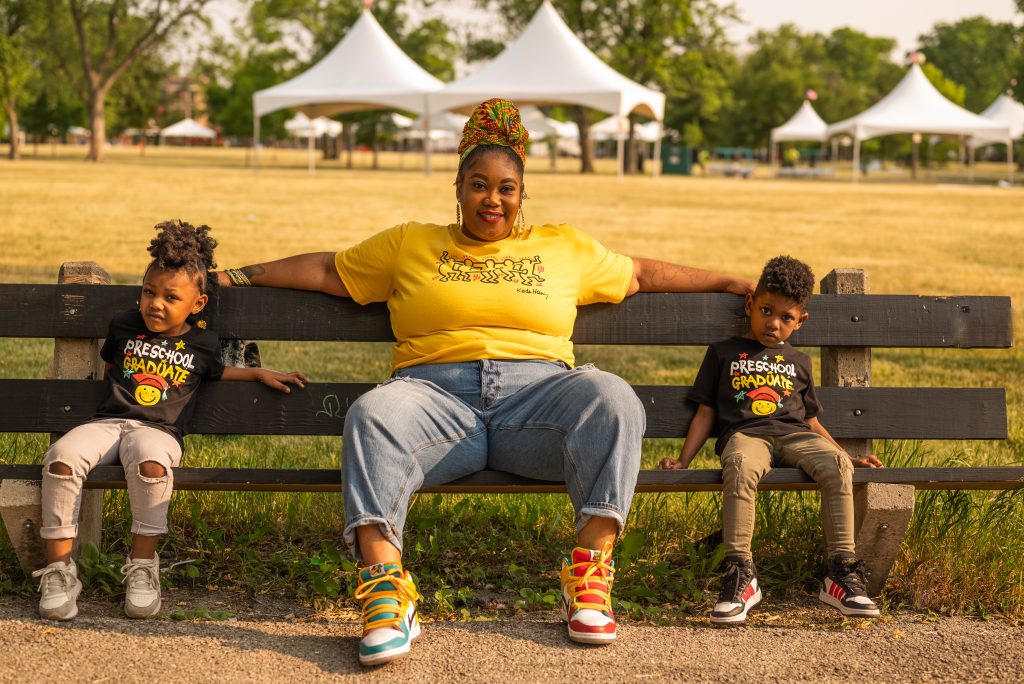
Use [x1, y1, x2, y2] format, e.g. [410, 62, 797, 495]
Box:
[0, 262, 1018, 594]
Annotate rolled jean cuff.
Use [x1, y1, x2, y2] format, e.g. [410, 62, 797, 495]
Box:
[40, 523, 78, 540]
[130, 520, 169, 536]
[576, 505, 626, 538]
[344, 515, 403, 563]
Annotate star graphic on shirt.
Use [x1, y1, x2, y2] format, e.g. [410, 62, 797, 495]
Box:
[123, 369, 132, 378]
[784, 390, 792, 397]
[161, 339, 168, 347]
[124, 351, 132, 357]
[175, 340, 186, 351]
[732, 371, 740, 377]
[762, 355, 769, 361]
[738, 352, 749, 359]
[775, 355, 785, 362]
[172, 379, 183, 388]
[734, 391, 746, 402]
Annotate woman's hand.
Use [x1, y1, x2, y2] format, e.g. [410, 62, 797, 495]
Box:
[658, 457, 690, 470]
[725, 277, 755, 296]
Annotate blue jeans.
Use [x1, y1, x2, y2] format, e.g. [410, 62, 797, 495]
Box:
[342, 360, 645, 560]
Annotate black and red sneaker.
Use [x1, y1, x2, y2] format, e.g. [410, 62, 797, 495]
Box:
[710, 555, 761, 625]
[819, 557, 880, 617]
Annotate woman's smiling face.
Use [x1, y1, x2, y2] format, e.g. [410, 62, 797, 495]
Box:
[455, 149, 524, 242]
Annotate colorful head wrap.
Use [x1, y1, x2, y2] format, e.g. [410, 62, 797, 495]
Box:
[458, 98, 529, 167]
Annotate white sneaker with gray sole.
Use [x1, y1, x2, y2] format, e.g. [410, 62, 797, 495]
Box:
[32, 560, 82, 621]
[122, 555, 162, 618]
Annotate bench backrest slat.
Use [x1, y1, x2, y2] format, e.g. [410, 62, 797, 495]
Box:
[0, 285, 1012, 348]
[0, 380, 1006, 440]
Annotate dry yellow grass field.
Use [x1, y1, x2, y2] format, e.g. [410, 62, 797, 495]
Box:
[1, 145, 1022, 615]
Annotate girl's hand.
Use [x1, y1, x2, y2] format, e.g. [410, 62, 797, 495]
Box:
[258, 369, 308, 393]
[659, 457, 688, 470]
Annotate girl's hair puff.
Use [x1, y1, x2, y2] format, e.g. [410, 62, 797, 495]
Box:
[146, 219, 218, 294]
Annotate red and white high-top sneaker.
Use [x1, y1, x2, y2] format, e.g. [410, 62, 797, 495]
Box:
[560, 541, 616, 644]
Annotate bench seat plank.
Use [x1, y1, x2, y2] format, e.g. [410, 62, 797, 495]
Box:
[0, 286, 1012, 348]
[0, 380, 1007, 439]
[2, 465, 1022, 493]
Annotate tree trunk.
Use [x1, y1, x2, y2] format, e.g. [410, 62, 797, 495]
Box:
[623, 117, 637, 175]
[3, 102, 20, 161]
[86, 90, 108, 162]
[571, 106, 594, 174]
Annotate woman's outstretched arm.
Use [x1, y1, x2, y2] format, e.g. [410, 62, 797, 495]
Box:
[218, 252, 349, 297]
[626, 257, 753, 297]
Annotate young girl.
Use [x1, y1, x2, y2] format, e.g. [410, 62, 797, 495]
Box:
[32, 220, 307, 621]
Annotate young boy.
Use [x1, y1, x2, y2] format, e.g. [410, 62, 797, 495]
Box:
[660, 255, 883, 624]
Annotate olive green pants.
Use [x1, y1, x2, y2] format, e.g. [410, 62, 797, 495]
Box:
[720, 431, 855, 559]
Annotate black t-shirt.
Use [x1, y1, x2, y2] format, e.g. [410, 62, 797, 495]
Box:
[95, 309, 224, 444]
[689, 336, 821, 455]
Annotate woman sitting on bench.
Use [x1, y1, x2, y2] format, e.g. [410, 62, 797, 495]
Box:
[218, 98, 751, 666]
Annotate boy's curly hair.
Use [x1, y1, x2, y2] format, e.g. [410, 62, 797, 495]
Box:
[146, 219, 218, 294]
[756, 255, 814, 305]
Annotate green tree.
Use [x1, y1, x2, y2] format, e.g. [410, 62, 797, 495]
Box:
[917, 16, 1022, 112]
[45, 0, 213, 161]
[715, 25, 901, 148]
[0, 0, 38, 160]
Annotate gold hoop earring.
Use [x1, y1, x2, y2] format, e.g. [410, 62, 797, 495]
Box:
[456, 203, 462, 226]
[517, 207, 525, 236]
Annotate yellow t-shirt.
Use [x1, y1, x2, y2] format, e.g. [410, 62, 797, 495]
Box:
[335, 222, 633, 370]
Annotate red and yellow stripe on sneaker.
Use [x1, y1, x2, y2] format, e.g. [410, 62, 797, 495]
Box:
[560, 541, 616, 644]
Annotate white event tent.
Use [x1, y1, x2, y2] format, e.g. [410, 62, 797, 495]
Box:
[284, 112, 343, 173]
[969, 93, 1024, 148]
[252, 7, 443, 170]
[428, 0, 665, 177]
[159, 118, 215, 143]
[826, 63, 1013, 181]
[769, 100, 827, 164]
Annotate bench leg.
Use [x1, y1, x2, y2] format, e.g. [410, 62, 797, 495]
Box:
[0, 480, 46, 575]
[0, 480, 103, 576]
[853, 483, 915, 596]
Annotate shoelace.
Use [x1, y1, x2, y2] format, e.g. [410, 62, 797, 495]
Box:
[719, 560, 754, 603]
[353, 571, 420, 632]
[564, 542, 615, 613]
[121, 559, 159, 592]
[837, 559, 868, 594]
[31, 565, 74, 595]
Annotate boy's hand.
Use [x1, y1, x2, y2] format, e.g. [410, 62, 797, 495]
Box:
[659, 457, 689, 470]
[850, 454, 884, 468]
[257, 369, 308, 393]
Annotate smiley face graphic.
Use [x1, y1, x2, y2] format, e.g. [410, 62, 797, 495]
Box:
[746, 386, 782, 416]
[132, 373, 169, 406]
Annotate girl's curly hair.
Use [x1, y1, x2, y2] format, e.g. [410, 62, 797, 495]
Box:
[755, 255, 814, 305]
[146, 219, 218, 294]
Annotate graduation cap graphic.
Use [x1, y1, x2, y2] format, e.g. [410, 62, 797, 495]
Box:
[746, 386, 782, 416]
[132, 372, 169, 407]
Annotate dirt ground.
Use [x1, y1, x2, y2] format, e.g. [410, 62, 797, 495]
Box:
[1, 589, 1022, 683]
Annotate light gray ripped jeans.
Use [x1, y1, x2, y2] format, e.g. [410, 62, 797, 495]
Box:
[341, 360, 646, 561]
[41, 418, 182, 539]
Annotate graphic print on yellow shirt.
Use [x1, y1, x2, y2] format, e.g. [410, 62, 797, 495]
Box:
[335, 222, 633, 370]
[689, 336, 821, 455]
